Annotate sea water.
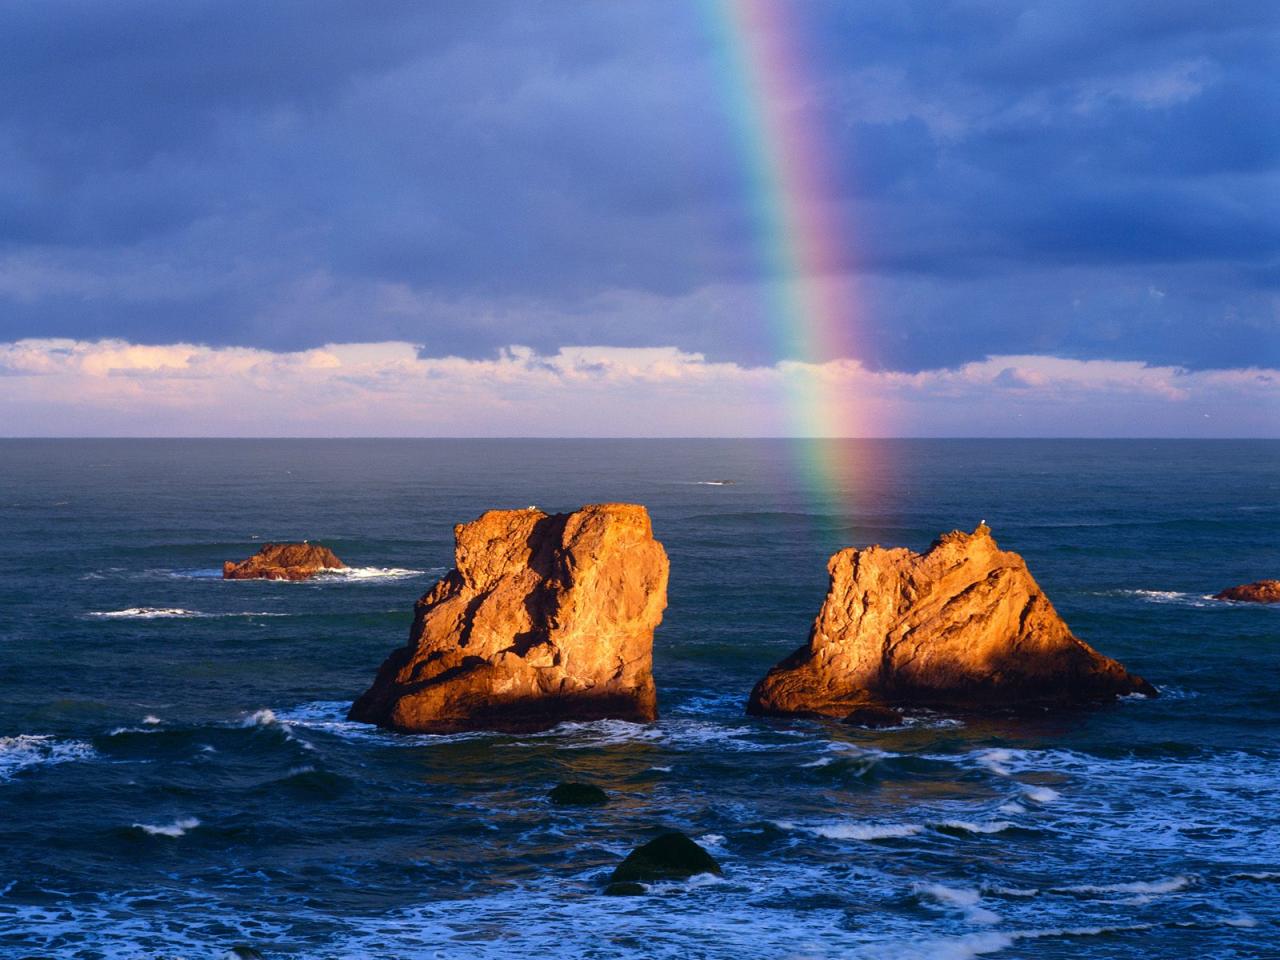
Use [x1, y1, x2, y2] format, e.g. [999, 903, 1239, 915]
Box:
[0, 439, 1276, 958]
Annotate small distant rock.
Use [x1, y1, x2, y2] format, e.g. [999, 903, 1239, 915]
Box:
[608, 831, 722, 887]
[1213, 580, 1280, 603]
[549, 782, 608, 806]
[222, 543, 345, 581]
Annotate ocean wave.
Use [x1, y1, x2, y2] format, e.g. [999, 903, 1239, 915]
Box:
[1104, 589, 1218, 608]
[1055, 875, 1196, 896]
[132, 817, 200, 838]
[0, 735, 97, 781]
[87, 607, 201, 619]
[933, 820, 1016, 835]
[776, 819, 923, 841]
[87, 607, 289, 620]
[153, 565, 437, 583]
[1021, 784, 1061, 804]
[314, 566, 433, 582]
[914, 882, 1001, 924]
[241, 709, 279, 727]
[858, 924, 1154, 960]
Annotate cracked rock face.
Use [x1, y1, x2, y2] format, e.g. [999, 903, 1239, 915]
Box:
[350, 503, 668, 733]
[748, 525, 1155, 718]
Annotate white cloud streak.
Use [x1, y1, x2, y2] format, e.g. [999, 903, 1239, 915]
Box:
[0, 339, 1275, 437]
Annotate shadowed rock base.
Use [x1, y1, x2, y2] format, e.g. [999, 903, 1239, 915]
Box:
[749, 524, 1155, 719]
[350, 503, 668, 733]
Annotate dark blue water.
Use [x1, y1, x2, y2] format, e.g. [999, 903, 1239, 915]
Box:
[1, 439, 1277, 959]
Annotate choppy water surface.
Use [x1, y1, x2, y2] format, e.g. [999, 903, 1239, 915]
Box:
[1, 439, 1276, 959]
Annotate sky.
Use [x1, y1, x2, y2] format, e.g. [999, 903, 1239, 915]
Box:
[0, 0, 1277, 436]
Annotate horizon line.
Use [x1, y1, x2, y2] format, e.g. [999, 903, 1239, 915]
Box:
[2, 435, 1277, 442]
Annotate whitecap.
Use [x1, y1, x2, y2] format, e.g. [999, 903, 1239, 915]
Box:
[976, 749, 1014, 777]
[241, 709, 278, 727]
[1109, 589, 1216, 609]
[87, 608, 289, 620]
[1223, 914, 1258, 928]
[1056, 874, 1194, 896]
[1021, 784, 1060, 803]
[934, 820, 1015, 835]
[133, 817, 200, 838]
[914, 882, 1000, 924]
[984, 884, 1039, 897]
[0, 735, 97, 781]
[777, 820, 923, 841]
[88, 607, 201, 619]
[142, 715, 162, 725]
[314, 566, 431, 582]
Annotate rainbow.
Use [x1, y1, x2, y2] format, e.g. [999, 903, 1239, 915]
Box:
[704, 0, 866, 515]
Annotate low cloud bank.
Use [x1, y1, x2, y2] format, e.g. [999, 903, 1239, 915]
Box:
[0, 339, 1275, 437]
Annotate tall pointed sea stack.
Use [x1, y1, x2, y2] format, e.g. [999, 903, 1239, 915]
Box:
[350, 503, 668, 733]
[748, 525, 1155, 720]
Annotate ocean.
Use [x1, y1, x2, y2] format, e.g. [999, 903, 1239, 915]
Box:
[1, 438, 1276, 959]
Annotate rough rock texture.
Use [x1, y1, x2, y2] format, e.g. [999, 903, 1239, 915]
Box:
[349, 503, 668, 733]
[748, 525, 1155, 718]
[1213, 580, 1280, 603]
[222, 542, 346, 581]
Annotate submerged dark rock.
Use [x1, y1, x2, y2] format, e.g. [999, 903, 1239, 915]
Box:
[608, 831, 722, 885]
[549, 782, 608, 806]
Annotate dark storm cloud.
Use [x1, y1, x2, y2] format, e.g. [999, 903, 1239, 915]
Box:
[0, 0, 1275, 370]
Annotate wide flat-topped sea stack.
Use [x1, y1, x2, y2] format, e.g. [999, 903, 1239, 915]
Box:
[1213, 580, 1280, 603]
[222, 542, 346, 581]
[748, 524, 1155, 720]
[350, 503, 668, 733]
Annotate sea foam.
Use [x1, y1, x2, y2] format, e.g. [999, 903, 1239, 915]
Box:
[777, 820, 923, 841]
[0, 735, 97, 781]
[133, 817, 200, 838]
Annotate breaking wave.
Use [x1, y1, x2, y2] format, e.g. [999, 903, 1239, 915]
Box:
[313, 566, 432, 582]
[87, 607, 289, 620]
[132, 817, 200, 838]
[0, 735, 97, 781]
[775, 820, 923, 841]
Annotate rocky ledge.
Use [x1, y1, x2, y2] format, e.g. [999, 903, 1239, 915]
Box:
[748, 524, 1155, 720]
[1213, 580, 1280, 603]
[222, 542, 346, 581]
[349, 503, 668, 733]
